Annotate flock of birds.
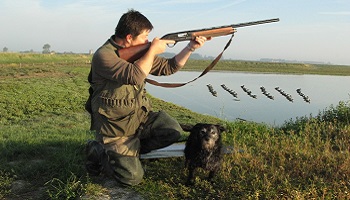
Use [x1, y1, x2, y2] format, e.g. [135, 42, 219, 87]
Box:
[240, 85, 257, 99]
[220, 84, 238, 98]
[206, 84, 218, 97]
[296, 88, 311, 103]
[206, 84, 311, 103]
[275, 86, 294, 102]
[260, 86, 275, 100]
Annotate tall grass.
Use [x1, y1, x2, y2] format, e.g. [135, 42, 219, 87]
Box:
[1, 53, 350, 199]
[135, 114, 350, 199]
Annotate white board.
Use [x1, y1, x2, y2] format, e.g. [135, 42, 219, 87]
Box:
[140, 143, 237, 159]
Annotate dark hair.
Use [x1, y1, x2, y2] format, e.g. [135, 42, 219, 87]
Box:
[115, 9, 153, 39]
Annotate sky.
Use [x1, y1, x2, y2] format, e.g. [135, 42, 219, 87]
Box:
[1, 0, 350, 65]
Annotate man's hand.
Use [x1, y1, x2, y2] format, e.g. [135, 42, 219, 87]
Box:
[135, 37, 175, 76]
[188, 36, 211, 50]
[149, 38, 175, 55]
[174, 36, 210, 67]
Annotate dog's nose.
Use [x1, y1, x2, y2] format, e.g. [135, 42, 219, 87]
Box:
[204, 135, 210, 141]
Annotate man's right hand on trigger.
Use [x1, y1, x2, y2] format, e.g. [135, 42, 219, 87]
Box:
[150, 38, 175, 55]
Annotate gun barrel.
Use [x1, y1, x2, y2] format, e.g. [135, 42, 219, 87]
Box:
[231, 18, 280, 28]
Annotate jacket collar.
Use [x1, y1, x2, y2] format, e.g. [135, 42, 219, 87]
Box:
[108, 35, 124, 49]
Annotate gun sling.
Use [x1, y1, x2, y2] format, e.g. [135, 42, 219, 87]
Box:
[145, 34, 235, 88]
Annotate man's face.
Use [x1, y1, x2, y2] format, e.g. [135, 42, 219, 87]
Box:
[130, 29, 150, 46]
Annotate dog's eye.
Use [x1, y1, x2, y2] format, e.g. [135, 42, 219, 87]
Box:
[199, 129, 207, 136]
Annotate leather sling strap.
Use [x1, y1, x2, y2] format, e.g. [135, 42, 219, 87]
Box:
[145, 34, 235, 88]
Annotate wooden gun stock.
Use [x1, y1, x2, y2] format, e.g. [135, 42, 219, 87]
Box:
[118, 43, 151, 63]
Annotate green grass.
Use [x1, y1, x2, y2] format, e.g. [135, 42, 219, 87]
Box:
[1, 53, 350, 199]
[0, 52, 92, 64]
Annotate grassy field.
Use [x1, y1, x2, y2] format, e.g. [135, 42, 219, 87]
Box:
[1, 53, 350, 199]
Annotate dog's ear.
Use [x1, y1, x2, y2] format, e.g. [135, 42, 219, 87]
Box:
[216, 124, 227, 133]
[180, 124, 194, 132]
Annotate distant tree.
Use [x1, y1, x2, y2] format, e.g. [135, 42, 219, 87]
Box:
[42, 44, 51, 54]
[3, 47, 8, 52]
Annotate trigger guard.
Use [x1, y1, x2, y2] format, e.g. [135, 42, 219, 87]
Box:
[167, 42, 176, 48]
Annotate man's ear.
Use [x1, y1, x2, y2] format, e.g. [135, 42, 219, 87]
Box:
[125, 34, 133, 44]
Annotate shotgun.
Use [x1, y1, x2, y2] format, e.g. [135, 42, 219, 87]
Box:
[118, 18, 279, 62]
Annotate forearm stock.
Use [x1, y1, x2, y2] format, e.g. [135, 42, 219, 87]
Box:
[193, 27, 235, 38]
[118, 43, 151, 63]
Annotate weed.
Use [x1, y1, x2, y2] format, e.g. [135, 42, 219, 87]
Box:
[0, 170, 14, 199]
[45, 173, 87, 200]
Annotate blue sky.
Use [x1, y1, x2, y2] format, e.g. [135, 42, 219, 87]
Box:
[1, 0, 349, 65]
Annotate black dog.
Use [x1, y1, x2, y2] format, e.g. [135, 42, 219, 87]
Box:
[181, 123, 226, 185]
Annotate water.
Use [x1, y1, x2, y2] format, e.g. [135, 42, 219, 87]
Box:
[146, 71, 350, 126]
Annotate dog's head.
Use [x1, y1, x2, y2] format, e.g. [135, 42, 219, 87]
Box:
[182, 123, 226, 150]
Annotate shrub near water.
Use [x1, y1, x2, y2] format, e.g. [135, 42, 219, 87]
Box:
[0, 53, 350, 199]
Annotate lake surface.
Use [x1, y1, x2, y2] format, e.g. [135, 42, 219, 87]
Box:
[146, 71, 350, 126]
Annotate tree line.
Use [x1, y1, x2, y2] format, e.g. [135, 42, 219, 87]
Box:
[3, 43, 52, 54]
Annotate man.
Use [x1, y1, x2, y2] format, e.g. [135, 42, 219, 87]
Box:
[85, 9, 208, 186]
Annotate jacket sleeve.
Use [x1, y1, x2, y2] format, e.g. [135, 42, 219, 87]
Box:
[149, 56, 183, 76]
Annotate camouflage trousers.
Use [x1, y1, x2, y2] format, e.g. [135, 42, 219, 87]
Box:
[86, 111, 181, 186]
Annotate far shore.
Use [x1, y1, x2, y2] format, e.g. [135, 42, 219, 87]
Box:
[1, 52, 350, 76]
